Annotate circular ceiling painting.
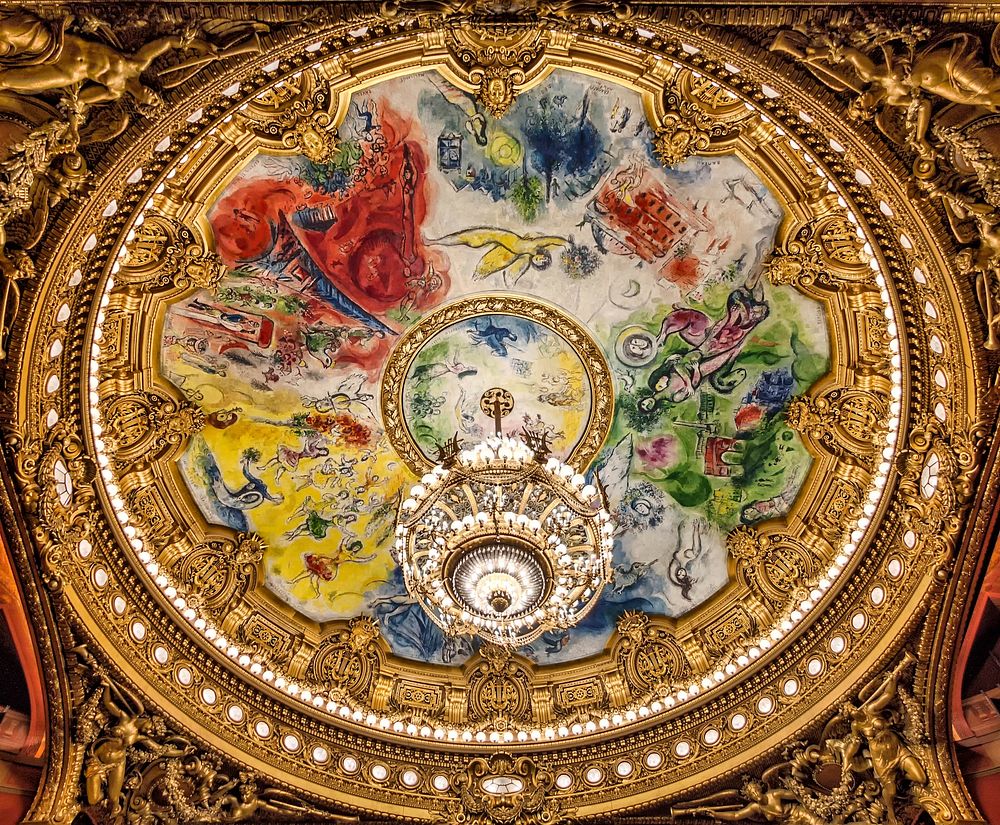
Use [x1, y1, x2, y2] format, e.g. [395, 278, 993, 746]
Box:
[158, 69, 828, 662]
[14, 8, 990, 822]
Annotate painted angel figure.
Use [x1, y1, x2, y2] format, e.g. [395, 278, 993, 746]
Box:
[428, 226, 568, 284]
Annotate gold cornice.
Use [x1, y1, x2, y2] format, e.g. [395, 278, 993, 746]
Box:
[0, 4, 996, 824]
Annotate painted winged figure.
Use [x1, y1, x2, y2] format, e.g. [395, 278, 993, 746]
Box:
[429, 226, 568, 284]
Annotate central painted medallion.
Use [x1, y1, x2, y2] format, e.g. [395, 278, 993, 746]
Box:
[382, 294, 613, 473]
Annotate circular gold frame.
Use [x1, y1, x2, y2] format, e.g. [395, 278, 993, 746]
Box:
[0, 7, 993, 825]
[380, 293, 615, 474]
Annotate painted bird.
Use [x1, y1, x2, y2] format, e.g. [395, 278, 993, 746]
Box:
[611, 559, 657, 595]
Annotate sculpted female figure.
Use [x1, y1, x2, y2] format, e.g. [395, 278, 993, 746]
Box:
[84, 676, 191, 814]
[838, 652, 927, 825]
[0, 11, 204, 106]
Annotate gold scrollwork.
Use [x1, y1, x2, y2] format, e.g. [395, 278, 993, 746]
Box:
[467, 644, 533, 727]
[654, 69, 748, 166]
[446, 27, 547, 118]
[786, 385, 891, 473]
[443, 753, 560, 825]
[614, 611, 690, 695]
[309, 616, 383, 702]
[896, 415, 985, 579]
[237, 67, 340, 163]
[727, 527, 818, 607]
[176, 532, 264, 612]
[98, 389, 204, 465]
[7, 421, 96, 591]
[764, 215, 873, 291]
[116, 215, 225, 294]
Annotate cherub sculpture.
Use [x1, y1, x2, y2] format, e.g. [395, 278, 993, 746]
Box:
[771, 24, 1000, 161]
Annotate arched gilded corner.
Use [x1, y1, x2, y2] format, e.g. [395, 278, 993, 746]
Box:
[0, 5, 995, 825]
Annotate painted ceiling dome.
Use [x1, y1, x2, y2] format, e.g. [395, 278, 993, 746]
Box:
[158, 68, 830, 666]
[2, 5, 997, 825]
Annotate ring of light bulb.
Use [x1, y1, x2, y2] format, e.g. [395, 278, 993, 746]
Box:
[78, 47, 912, 745]
[393, 435, 614, 647]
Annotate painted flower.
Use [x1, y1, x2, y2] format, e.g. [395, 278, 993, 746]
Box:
[636, 435, 679, 468]
[734, 403, 765, 432]
[560, 241, 601, 280]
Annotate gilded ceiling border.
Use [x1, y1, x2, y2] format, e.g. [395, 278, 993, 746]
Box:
[0, 3, 996, 825]
[88, 48, 889, 739]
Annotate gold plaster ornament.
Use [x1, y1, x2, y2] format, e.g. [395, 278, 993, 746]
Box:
[671, 654, 949, 825]
[770, 22, 1000, 165]
[0, 10, 263, 108]
[72, 647, 194, 816]
[0, 5, 995, 825]
[237, 68, 341, 163]
[448, 27, 547, 118]
[443, 754, 562, 825]
[653, 68, 749, 166]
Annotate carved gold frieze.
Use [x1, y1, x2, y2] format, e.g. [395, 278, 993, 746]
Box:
[0, 5, 993, 825]
[237, 67, 341, 162]
[443, 754, 561, 825]
[654, 68, 750, 166]
[117, 215, 225, 294]
[446, 27, 548, 118]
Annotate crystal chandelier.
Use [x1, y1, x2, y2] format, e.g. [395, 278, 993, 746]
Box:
[393, 396, 614, 648]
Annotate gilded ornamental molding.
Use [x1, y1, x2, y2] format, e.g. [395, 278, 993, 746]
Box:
[0, 3, 996, 825]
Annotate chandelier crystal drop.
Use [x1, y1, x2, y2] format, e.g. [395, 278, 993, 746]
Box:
[393, 434, 615, 647]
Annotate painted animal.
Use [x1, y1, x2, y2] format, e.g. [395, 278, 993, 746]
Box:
[206, 451, 283, 510]
[411, 355, 478, 382]
[468, 318, 518, 357]
[611, 559, 657, 595]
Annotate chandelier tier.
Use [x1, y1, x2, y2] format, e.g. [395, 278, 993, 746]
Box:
[394, 434, 614, 647]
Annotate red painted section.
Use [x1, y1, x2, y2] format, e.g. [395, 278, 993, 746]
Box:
[952, 435, 1000, 823]
[0, 524, 45, 824]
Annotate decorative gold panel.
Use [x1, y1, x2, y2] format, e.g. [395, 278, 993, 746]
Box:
[0, 5, 996, 825]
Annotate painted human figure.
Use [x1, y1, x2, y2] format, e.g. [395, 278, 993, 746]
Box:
[640, 268, 769, 410]
[175, 299, 272, 346]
